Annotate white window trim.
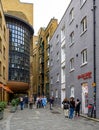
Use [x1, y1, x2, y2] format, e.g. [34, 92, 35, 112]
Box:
[70, 58, 74, 71]
[56, 73, 59, 82]
[80, 16, 87, 35]
[81, 49, 87, 65]
[61, 25, 65, 42]
[69, 31, 74, 45]
[69, 8, 74, 24]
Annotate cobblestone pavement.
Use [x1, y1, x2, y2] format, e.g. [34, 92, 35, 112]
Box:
[0, 105, 99, 130]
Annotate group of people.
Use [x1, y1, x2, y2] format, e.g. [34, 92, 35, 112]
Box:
[19, 95, 81, 119]
[36, 96, 54, 110]
[19, 95, 49, 110]
[19, 95, 54, 110]
[19, 95, 34, 110]
[62, 97, 81, 119]
[36, 96, 47, 108]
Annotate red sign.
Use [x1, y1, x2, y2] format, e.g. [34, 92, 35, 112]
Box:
[77, 72, 92, 80]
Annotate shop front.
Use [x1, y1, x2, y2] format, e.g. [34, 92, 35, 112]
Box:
[77, 71, 92, 115]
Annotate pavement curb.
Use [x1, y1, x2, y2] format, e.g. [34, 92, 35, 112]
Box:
[54, 106, 99, 122]
[80, 114, 99, 122]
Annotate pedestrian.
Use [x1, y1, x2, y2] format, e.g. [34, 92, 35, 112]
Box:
[49, 96, 54, 110]
[29, 95, 34, 109]
[62, 98, 69, 118]
[36, 96, 41, 108]
[69, 97, 75, 119]
[75, 98, 81, 117]
[42, 96, 47, 108]
[19, 96, 24, 110]
[24, 95, 28, 108]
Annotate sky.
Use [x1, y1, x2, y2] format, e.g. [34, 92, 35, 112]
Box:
[20, 0, 71, 35]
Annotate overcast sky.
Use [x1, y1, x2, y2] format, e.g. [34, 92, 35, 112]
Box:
[20, 0, 71, 35]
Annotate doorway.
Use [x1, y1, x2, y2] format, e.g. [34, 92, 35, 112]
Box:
[82, 82, 88, 114]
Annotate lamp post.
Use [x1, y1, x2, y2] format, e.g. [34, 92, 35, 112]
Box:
[93, 0, 96, 118]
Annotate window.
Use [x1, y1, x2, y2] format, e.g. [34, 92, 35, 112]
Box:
[47, 48, 50, 56]
[50, 44, 53, 53]
[46, 35, 49, 44]
[81, 49, 87, 64]
[70, 86, 74, 97]
[70, 58, 74, 71]
[55, 89, 58, 98]
[47, 59, 49, 68]
[56, 52, 59, 61]
[50, 77, 53, 84]
[51, 90, 54, 96]
[50, 59, 53, 67]
[61, 66, 65, 83]
[70, 31, 74, 44]
[69, 8, 74, 22]
[3, 46, 5, 59]
[0, 12, 2, 28]
[61, 45, 65, 63]
[56, 34, 59, 45]
[4, 26, 6, 40]
[56, 73, 59, 82]
[81, 17, 87, 34]
[3, 66, 5, 79]
[80, 0, 86, 6]
[61, 26, 65, 42]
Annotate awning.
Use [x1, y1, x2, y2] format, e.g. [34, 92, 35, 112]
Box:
[0, 84, 14, 93]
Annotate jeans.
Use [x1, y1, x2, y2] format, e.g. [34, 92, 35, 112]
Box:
[20, 102, 23, 110]
[69, 108, 74, 119]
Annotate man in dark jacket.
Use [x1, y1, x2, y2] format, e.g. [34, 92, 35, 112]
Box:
[49, 96, 54, 110]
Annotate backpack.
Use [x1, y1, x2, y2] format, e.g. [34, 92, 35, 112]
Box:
[64, 102, 69, 109]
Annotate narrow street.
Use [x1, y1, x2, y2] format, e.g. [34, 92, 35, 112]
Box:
[0, 105, 99, 130]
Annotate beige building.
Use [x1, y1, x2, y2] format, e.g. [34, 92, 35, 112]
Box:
[32, 18, 58, 97]
[0, 0, 10, 101]
[1, 0, 34, 97]
[32, 35, 39, 96]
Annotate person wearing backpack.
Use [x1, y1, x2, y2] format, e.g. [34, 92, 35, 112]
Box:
[62, 98, 69, 118]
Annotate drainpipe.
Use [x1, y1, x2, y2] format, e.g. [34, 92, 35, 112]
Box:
[93, 0, 96, 118]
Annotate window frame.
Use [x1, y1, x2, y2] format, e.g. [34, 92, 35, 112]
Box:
[81, 49, 87, 65]
[69, 8, 74, 23]
[81, 16, 87, 34]
[70, 31, 74, 45]
[70, 58, 74, 71]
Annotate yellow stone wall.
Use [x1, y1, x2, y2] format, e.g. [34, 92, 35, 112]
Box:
[32, 36, 39, 95]
[1, 0, 33, 25]
[33, 19, 58, 96]
[0, 1, 9, 101]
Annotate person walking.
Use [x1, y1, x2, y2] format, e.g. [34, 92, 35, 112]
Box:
[29, 95, 34, 109]
[42, 96, 47, 108]
[49, 96, 54, 110]
[24, 95, 28, 108]
[75, 98, 81, 117]
[19, 96, 24, 110]
[69, 97, 75, 119]
[62, 98, 69, 118]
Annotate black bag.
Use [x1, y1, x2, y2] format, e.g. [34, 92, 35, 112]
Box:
[64, 103, 69, 109]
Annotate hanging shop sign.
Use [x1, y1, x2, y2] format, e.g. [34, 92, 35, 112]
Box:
[92, 82, 96, 87]
[77, 72, 92, 80]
